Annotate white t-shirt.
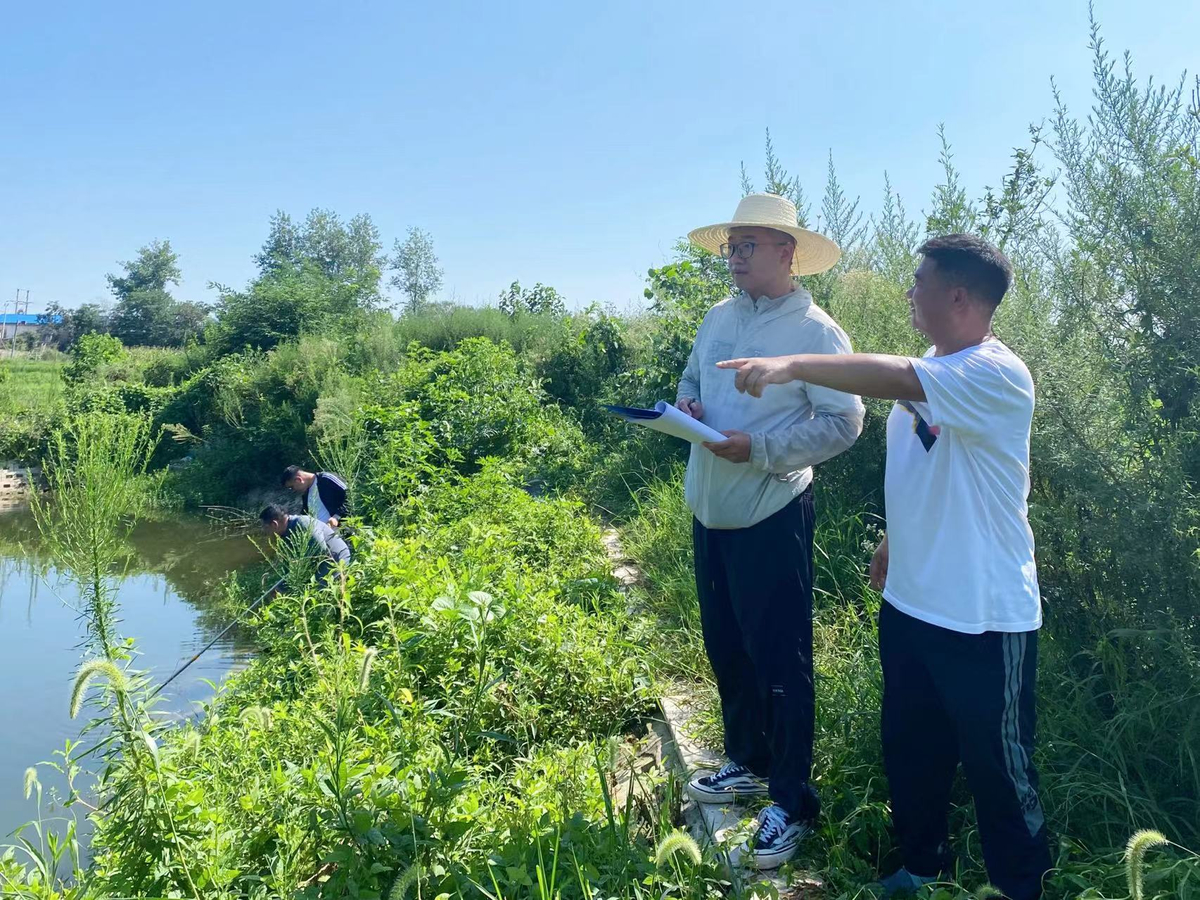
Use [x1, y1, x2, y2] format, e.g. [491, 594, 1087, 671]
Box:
[307, 479, 332, 524]
[883, 339, 1042, 634]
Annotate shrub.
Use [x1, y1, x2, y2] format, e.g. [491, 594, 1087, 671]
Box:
[63, 332, 124, 383]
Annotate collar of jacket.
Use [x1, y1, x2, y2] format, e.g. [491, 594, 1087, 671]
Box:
[733, 285, 813, 326]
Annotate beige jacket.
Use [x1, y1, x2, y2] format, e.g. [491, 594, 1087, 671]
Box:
[677, 287, 864, 529]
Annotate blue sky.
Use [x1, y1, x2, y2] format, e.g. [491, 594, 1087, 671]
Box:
[1, 1, 1196, 313]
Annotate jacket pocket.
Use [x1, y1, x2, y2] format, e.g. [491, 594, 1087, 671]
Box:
[705, 339, 734, 365]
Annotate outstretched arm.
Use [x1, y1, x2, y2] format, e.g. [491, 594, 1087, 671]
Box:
[717, 353, 926, 402]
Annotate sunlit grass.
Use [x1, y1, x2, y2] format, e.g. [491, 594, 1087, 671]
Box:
[0, 357, 65, 419]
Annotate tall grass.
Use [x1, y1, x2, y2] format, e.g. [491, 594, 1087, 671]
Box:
[622, 468, 1200, 896]
[388, 304, 569, 358]
[30, 413, 156, 660]
[0, 358, 66, 461]
[0, 359, 65, 418]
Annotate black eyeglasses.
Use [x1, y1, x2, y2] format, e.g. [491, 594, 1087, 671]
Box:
[718, 240, 792, 260]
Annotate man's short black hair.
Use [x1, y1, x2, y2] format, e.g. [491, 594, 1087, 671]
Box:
[260, 504, 288, 525]
[917, 234, 1013, 307]
[280, 465, 303, 487]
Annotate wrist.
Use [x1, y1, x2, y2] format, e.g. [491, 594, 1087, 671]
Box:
[787, 355, 808, 381]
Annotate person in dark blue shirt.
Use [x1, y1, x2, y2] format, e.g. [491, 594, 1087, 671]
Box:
[280, 466, 348, 528]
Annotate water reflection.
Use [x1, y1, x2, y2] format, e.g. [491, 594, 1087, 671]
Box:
[0, 506, 263, 846]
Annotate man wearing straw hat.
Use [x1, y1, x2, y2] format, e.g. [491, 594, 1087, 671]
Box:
[677, 192, 864, 868]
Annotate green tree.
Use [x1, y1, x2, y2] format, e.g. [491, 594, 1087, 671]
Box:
[256, 209, 383, 288]
[252, 210, 304, 274]
[632, 241, 733, 404]
[498, 281, 565, 317]
[390, 227, 444, 312]
[925, 125, 978, 236]
[107, 287, 172, 346]
[212, 268, 339, 353]
[106, 239, 181, 299]
[740, 128, 812, 226]
[871, 172, 920, 285]
[1025, 17, 1200, 638]
[302, 209, 384, 289]
[63, 332, 124, 383]
[166, 299, 210, 345]
[39, 301, 108, 350]
[819, 150, 867, 265]
[106, 240, 207, 346]
[978, 128, 1055, 252]
[213, 209, 385, 351]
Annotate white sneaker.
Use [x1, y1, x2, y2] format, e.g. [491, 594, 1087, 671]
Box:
[686, 761, 769, 804]
[748, 804, 809, 869]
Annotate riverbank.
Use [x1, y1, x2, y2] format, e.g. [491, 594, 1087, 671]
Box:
[0, 462, 42, 511]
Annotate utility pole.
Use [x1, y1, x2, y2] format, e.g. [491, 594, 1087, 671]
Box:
[2, 290, 16, 357]
[3, 289, 31, 358]
[10, 290, 28, 358]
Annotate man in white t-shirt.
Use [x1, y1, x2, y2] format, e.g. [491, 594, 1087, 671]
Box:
[716, 234, 1052, 900]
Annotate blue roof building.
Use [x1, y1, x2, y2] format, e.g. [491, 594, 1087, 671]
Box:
[1, 312, 61, 340]
[1, 314, 50, 326]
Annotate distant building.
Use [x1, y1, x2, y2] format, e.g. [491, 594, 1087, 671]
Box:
[1, 313, 61, 342]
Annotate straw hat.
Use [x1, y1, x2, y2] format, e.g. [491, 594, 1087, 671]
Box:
[688, 192, 841, 276]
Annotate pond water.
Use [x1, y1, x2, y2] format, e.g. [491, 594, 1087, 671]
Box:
[0, 506, 264, 847]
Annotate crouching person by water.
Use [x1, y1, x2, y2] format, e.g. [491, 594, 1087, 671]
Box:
[281, 466, 348, 528]
[259, 504, 352, 593]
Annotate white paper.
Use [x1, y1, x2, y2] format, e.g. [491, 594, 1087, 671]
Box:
[604, 400, 726, 444]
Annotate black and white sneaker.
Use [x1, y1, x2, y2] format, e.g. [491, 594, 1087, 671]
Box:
[686, 762, 769, 804]
[748, 804, 808, 869]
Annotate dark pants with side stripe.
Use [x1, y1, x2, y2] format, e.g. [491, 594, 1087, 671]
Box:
[879, 600, 1052, 900]
[692, 490, 820, 821]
